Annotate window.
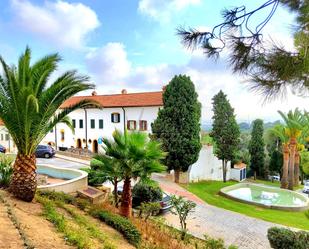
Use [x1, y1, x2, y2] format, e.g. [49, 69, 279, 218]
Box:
[139, 120, 147, 131]
[79, 119, 83, 128]
[1, 134, 3, 141]
[50, 129, 53, 133]
[127, 120, 136, 130]
[111, 113, 120, 123]
[99, 119, 104, 129]
[5, 134, 9, 141]
[72, 119, 76, 128]
[90, 119, 95, 129]
[60, 130, 65, 141]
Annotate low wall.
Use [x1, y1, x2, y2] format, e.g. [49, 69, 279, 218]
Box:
[37, 164, 88, 193]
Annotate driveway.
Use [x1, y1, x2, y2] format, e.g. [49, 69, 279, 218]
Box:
[37, 156, 88, 169]
[152, 173, 279, 249]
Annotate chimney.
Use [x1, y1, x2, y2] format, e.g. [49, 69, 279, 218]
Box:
[121, 89, 127, 94]
[91, 91, 97, 96]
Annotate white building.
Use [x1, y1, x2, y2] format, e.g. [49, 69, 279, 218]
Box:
[42, 89, 163, 153]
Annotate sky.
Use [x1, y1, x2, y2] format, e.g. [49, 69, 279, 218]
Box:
[0, 0, 306, 123]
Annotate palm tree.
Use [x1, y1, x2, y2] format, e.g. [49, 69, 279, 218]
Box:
[0, 47, 97, 201]
[269, 124, 289, 189]
[89, 155, 123, 207]
[103, 130, 166, 217]
[278, 109, 304, 190]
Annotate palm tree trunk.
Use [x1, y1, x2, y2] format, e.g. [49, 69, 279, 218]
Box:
[9, 154, 37, 202]
[113, 177, 119, 208]
[281, 144, 289, 189]
[294, 151, 300, 187]
[120, 177, 132, 218]
[288, 138, 296, 190]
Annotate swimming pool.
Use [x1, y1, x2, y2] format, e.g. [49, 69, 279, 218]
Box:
[220, 183, 309, 211]
[37, 164, 88, 193]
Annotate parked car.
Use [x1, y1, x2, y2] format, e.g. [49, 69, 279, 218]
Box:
[117, 186, 172, 213]
[268, 175, 280, 181]
[0, 145, 6, 153]
[35, 145, 55, 158]
[303, 181, 309, 194]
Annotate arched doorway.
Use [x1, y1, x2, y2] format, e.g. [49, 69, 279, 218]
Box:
[92, 139, 98, 153]
[76, 138, 82, 149]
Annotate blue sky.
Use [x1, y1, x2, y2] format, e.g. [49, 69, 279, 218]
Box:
[0, 0, 305, 122]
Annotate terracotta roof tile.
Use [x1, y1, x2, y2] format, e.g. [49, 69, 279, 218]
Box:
[60, 91, 163, 108]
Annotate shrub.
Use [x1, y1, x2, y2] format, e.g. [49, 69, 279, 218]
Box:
[132, 181, 162, 207]
[90, 209, 141, 246]
[0, 154, 14, 187]
[138, 202, 161, 221]
[267, 227, 309, 249]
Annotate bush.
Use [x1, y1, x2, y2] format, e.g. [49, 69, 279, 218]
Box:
[132, 181, 162, 207]
[267, 227, 309, 249]
[90, 209, 141, 246]
[0, 154, 14, 187]
[138, 202, 161, 221]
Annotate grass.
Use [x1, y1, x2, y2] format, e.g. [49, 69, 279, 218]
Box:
[201, 133, 213, 145]
[36, 195, 115, 249]
[181, 181, 309, 230]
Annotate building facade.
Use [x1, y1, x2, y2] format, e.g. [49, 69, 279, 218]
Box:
[42, 90, 163, 153]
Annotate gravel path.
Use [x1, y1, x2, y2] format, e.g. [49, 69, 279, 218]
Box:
[152, 173, 280, 249]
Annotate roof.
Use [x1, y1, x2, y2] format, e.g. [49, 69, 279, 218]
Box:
[60, 91, 163, 108]
[233, 162, 247, 169]
[0, 120, 3, 126]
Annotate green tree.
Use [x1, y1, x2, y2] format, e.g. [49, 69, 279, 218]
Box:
[300, 151, 309, 176]
[249, 119, 266, 179]
[152, 75, 201, 183]
[0, 48, 96, 201]
[211, 91, 240, 182]
[269, 150, 283, 175]
[103, 130, 166, 218]
[178, 1, 309, 99]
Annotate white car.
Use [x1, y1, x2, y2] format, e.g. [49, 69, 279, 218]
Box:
[303, 182, 309, 194]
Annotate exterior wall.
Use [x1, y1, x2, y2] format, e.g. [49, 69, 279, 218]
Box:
[188, 145, 231, 182]
[42, 106, 161, 152]
[0, 125, 16, 153]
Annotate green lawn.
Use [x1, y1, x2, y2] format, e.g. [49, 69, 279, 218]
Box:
[181, 181, 309, 230]
[246, 178, 304, 190]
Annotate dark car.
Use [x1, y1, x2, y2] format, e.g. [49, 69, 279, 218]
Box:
[0, 144, 6, 153]
[159, 192, 172, 213]
[35, 145, 55, 158]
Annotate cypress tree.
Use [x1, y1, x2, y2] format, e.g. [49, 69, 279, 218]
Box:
[152, 75, 201, 183]
[249, 119, 266, 179]
[211, 90, 240, 182]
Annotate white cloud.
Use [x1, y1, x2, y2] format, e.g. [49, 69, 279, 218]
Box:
[86, 43, 131, 83]
[10, 0, 100, 49]
[138, 0, 200, 22]
[86, 43, 309, 123]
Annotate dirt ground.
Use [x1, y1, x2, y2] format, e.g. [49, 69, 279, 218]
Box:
[0, 190, 135, 249]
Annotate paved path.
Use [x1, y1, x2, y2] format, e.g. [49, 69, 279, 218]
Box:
[152, 173, 279, 249]
[37, 156, 88, 169]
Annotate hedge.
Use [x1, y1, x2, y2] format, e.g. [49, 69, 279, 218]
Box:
[90, 209, 141, 246]
[267, 227, 309, 249]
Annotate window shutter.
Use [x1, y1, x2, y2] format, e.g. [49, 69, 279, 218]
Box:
[127, 120, 130, 130]
[134, 121, 136, 130]
[139, 120, 142, 130]
[111, 113, 114, 122]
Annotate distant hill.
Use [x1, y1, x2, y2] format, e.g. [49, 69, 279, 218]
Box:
[201, 120, 281, 133]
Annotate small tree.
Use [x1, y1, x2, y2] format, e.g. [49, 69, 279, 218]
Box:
[211, 91, 240, 182]
[138, 202, 161, 221]
[170, 195, 196, 240]
[249, 119, 266, 179]
[88, 155, 123, 207]
[152, 75, 201, 183]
